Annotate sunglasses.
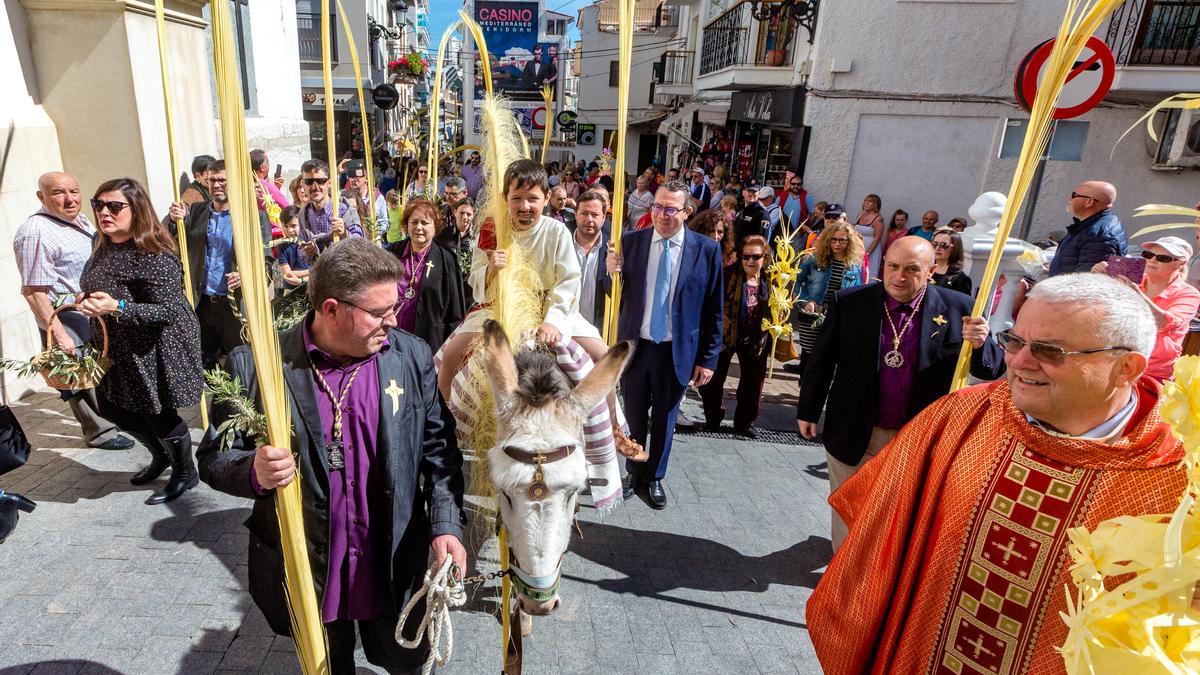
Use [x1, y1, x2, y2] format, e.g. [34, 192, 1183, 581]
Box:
[650, 204, 684, 217]
[995, 330, 1130, 366]
[90, 199, 130, 215]
[934, 242, 952, 250]
[1070, 191, 1097, 201]
[1141, 250, 1180, 263]
[303, 177, 329, 186]
[741, 254, 764, 261]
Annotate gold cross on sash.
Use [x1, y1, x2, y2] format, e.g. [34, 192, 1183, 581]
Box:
[385, 379, 404, 415]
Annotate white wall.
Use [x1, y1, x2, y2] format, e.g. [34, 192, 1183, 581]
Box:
[802, 0, 1198, 242]
[0, 0, 64, 400]
[247, 0, 310, 172]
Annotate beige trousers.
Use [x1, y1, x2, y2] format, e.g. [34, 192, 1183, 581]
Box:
[827, 426, 898, 551]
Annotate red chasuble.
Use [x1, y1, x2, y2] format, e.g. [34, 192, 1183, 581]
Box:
[807, 378, 1185, 675]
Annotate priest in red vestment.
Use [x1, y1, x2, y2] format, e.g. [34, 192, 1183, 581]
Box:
[806, 272, 1188, 675]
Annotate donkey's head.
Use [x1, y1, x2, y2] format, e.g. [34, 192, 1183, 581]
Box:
[481, 320, 631, 615]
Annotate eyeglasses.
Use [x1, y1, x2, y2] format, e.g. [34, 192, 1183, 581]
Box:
[650, 203, 684, 217]
[934, 242, 952, 250]
[339, 298, 397, 324]
[995, 330, 1130, 366]
[829, 237, 849, 244]
[303, 177, 329, 186]
[90, 199, 130, 215]
[1070, 191, 1097, 201]
[1141, 250, 1180, 264]
[741, 254, 764, 261]
[208, 178, 228, 186]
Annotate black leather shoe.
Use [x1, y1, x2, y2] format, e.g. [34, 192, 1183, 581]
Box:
[95, 434, 135, 450]
[647, 480, 667, 509]
[622, 474, 638, 501]
[735, 427, 757, 439]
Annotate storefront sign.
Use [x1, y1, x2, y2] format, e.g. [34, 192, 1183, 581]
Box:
[729, 86, 805, 126]
[302, 89, 356, 109]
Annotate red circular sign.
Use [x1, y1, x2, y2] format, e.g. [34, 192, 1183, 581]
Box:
[1015, 36, 1115, 120]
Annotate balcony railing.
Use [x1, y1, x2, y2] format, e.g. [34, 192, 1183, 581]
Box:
[655, 50, 694, 86]
[1106, 0, 1200, 66]
[598, 1, 678, 33]
[297, 12, 338, 65]
[698, 2, 796, 75]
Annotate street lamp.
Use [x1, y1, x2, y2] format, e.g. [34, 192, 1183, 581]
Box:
[368, 16, 401, 42]
[747, 0, 819, 44]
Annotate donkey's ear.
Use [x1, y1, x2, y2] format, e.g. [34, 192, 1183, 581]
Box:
[482, 320, 519, 405]
[569, 341, 633, 413]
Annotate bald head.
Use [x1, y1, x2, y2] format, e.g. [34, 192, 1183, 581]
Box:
[36, 172, 82, 221]
[882, 236, 936, 303]
[1069, 180, 1116, 219]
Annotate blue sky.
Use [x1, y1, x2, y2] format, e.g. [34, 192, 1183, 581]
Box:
[427, 0, 591, 49]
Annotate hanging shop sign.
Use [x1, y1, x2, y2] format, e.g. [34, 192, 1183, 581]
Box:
[729, 86, 805, 126]
[371, 83, 400, 110]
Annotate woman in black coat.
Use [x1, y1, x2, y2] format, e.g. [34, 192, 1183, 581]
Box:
[388, 198, 466, 351]
[78, 178, 203, 505]
[932, 228, 973, 296]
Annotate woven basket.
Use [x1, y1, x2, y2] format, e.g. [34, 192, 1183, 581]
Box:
[33, 304, 109, 391]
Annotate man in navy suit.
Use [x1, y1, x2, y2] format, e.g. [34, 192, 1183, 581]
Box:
[796, 236, 1005, 549]
[606, 180, 724, 509]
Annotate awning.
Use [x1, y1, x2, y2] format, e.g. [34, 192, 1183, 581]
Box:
[628, 110, 670, 132]
[697, 104, 729, 127]
[657, 101, 701, 137]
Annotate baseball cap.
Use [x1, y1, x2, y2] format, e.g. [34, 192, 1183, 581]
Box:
[824, 203, 845, 218]
[345, 159, 366, 178]
[1144, 236, 1193, 260]
[757, 186, 775, 200]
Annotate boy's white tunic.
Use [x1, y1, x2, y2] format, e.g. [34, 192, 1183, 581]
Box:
[459, 215, 603, 340]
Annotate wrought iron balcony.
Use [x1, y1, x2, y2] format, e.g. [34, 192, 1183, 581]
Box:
[1106, 0, 1200, 67]
[297, 12, 338, 65]
[597, 1, 678, 33]
[655, 50, 694, 86]
[698, 1, 796, 76]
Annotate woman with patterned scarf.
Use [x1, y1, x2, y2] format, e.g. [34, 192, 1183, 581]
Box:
[698, 234, 773, 437]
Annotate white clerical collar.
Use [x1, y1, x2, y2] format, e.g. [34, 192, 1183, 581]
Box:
[1025, 391, 1137, 443]
[651, 227, 686, 248]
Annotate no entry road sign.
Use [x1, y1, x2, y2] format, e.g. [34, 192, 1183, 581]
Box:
[1015, 36, 1115, 120]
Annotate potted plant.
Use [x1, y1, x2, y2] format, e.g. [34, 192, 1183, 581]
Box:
[388, 51, 429, 83]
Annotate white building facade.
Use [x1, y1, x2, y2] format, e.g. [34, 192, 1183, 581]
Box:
[660, 0, 1198, 240]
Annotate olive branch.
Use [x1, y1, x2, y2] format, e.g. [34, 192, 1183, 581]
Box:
[204, 367, 268, 451]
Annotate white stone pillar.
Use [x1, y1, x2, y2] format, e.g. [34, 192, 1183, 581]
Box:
[959, 191, 1036, 333]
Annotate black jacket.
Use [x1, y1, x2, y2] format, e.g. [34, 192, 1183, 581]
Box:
[196, 322, 465, 636]
[167, 201, 271, 307]
[387, 242, 467, 351]
[733, 203, 768, 245]
[581, 230, 612, 329]
[796, 282, 1006, 466]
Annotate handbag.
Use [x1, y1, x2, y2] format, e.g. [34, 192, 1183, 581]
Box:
[0, 405, 31, 476]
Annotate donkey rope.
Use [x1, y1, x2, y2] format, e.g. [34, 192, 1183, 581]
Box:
[395, 557, 469, 675]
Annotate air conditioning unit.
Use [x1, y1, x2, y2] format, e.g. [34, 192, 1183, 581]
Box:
[1153, 107, 1200, 170]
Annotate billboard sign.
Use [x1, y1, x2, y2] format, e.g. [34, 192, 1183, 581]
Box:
[473, 1, 559, 101]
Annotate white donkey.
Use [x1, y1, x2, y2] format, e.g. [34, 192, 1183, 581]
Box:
[480, 320, 632, 615]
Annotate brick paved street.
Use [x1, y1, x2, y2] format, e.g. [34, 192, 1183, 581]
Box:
[0, 360, 831, 674]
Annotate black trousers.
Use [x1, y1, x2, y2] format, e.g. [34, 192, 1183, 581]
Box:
[621, 340, 687, 481]
[698, 346, 769, 432]
[326, 607, 431, 675]
[196, 294, 245, 369]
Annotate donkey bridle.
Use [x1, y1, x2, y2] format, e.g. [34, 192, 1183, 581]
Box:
[502, 444, 575, 502]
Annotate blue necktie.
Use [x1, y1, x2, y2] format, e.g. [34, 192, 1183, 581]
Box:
[650, 239, 672, 342]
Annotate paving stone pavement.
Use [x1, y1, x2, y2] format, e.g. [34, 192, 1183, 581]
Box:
[0, 361, 832, 674]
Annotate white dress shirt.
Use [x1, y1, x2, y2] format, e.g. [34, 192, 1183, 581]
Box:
[640, 226, 686, 341]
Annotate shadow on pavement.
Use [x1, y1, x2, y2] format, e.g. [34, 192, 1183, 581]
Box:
[566, 523, 831, 628]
